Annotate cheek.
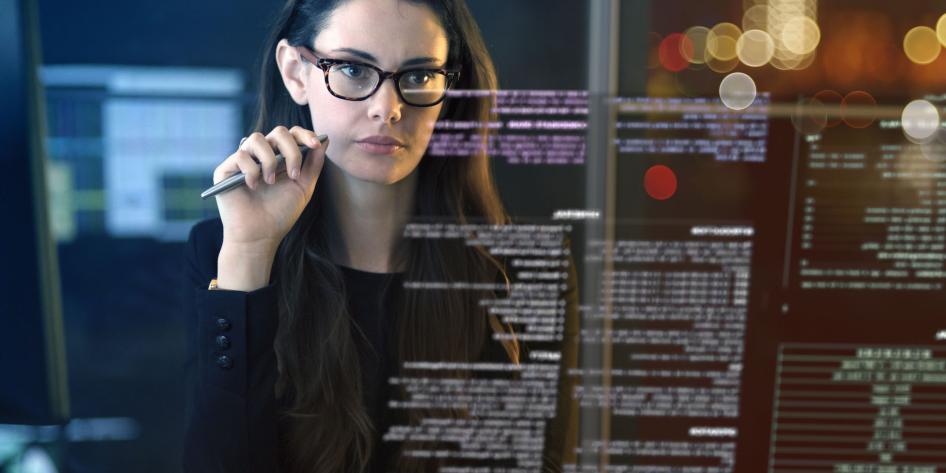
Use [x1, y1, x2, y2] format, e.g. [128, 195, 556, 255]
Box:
[408, 107, 443, 145]
[308, 94, 356, 141]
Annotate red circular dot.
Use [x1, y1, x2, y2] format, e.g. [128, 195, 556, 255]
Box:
[841, 90, 877, 129]
[644, 165, 677, 200]
[658, 33, 693, 72]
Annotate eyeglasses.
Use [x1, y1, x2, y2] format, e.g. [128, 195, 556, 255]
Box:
[295, 46, 460, 107]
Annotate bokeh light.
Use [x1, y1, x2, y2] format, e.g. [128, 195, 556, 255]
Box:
[901, 99, 941, 143]
[841, 91, 878, 128]
[770, 48, 816, 70]
[682, 26, 711, 64]
[644, 165, 678, 201]
[770, 52, 803, 70]
[707, 22, 742, 61]
[765, 0, 819, 70]
[737, 29, 775, 67]
[937, 13, 946, 48]
[795, 49, 817, 69]
[709, 36, 739, 62]
[791, 96, 828, 135]
[903, 26, 941, 65]
[21, 447, 59, 473]
[706, 55, 740, 73]
[742, 4, 769, 32]
[719, 72, 758, 110]
[659, 33, 693, 72]
[780, 16, 821, 55]
[647, 70, 681, 97]
[814, 89, 843, 127]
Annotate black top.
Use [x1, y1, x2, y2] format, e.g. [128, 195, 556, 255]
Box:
[181, 217, 578, 473]
[337, 264, 401, 472]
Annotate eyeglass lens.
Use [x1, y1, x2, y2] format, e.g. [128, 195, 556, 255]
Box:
[326, 63, 447, 105]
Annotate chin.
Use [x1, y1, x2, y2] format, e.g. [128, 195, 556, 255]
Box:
[331, 151, 418, 185]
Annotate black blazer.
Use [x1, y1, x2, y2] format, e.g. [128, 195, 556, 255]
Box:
[182, 217, 283, 472]
[181, 217, 580, 472]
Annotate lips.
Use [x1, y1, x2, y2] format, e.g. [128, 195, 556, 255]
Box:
[357, 135, 405, 146]
[355, 135, 405, 155]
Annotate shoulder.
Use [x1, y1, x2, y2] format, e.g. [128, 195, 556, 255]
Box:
[185, 217, 224, 280]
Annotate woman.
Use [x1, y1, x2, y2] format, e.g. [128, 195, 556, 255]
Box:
[181, 0, 578, 471]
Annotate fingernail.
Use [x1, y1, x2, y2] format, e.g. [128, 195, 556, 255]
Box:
[267, 172, 275, 184]
[310, 135, 320, 146]
[290, 168, 299, 179]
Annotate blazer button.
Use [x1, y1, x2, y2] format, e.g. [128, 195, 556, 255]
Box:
[215, 335, 231, 349]
[216, 317, 231, 331]
[215, 354, 233, 369]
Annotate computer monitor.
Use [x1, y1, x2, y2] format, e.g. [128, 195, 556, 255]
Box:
[0, 0, 69, 425]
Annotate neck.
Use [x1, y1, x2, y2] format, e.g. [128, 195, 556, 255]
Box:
[325, 161, 417, 273]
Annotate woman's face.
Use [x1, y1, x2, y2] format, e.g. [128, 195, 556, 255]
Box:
[302, 0, 448, 185]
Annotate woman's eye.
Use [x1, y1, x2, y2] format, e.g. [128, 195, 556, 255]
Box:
[341, 64, 366, 79]
[406, 71, 433, 85]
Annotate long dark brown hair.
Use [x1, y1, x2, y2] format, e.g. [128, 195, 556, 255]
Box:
[252, 1, 516, 471]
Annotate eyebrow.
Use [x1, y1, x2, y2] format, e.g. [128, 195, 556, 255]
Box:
[330, 47, 443, 67]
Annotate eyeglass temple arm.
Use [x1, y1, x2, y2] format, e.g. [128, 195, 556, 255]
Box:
[295, 46, 320, 65]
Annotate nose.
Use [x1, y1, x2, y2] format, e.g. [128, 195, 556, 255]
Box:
[367, 78, 402, 124]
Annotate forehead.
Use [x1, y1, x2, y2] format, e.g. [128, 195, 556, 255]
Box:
[314, 0, 449, 67]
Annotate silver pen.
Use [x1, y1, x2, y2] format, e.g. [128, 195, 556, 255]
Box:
[200, 134, 328, 199]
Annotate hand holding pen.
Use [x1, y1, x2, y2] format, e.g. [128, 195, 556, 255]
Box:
[201, 133, 329, 200]
[208, 127, 329, 262]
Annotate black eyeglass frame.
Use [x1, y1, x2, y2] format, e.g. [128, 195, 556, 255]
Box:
[295, 46, 461, 107]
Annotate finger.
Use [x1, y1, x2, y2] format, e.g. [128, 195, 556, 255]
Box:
[298, 137, 327, 194]
[233, 150, 263, 190]
[289, 125, 321, 147]
[289, 126, 322, 179]
[267, 126, 304, 181]
[213, 151, 245, 185]
[242, 132, 278, 185]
